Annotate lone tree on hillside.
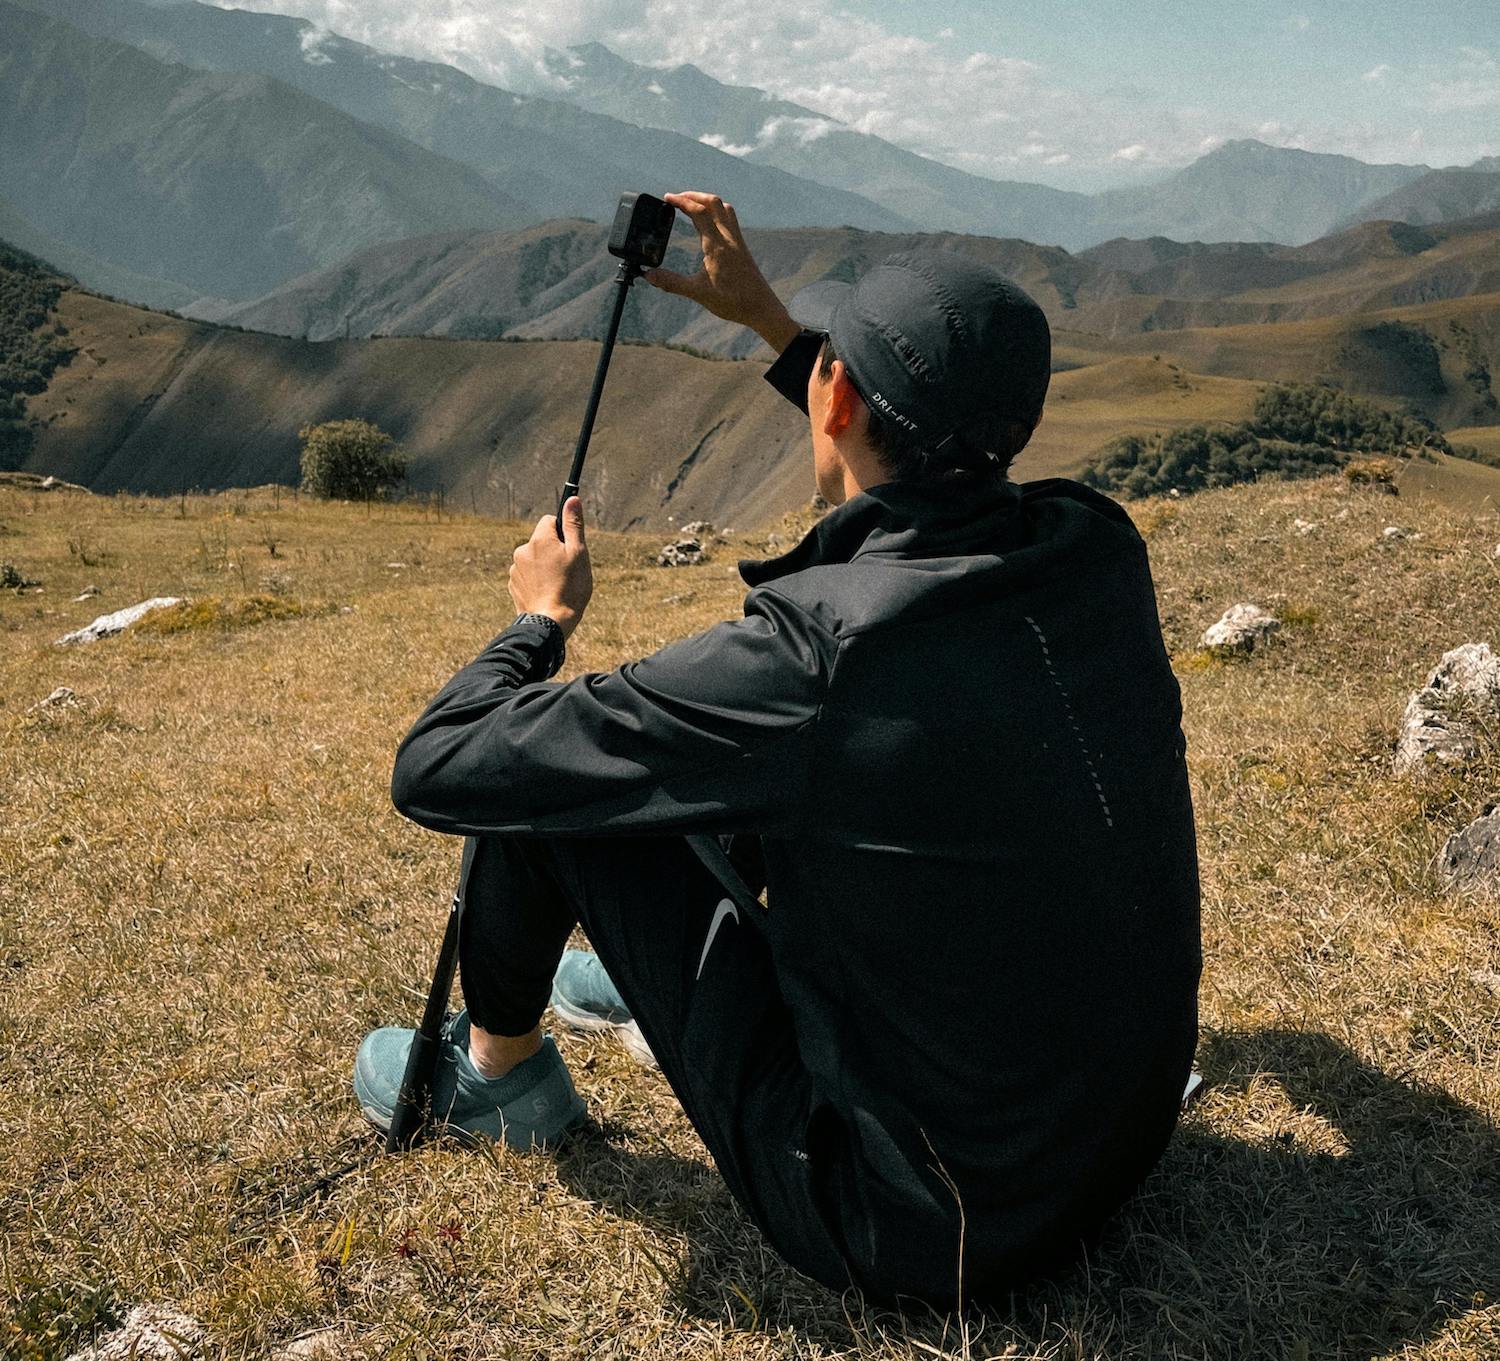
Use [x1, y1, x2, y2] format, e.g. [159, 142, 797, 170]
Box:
[299, 419, 408, 500]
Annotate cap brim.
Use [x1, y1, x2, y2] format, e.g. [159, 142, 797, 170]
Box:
[788, 279, 853, 333]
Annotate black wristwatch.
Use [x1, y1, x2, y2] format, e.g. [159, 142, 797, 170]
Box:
[512, 611, 566, 677]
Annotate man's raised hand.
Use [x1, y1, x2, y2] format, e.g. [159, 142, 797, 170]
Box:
[643, 192, 800, 353]
[508, 496, 592, 641]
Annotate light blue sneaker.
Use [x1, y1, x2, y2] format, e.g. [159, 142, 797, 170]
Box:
[353, 1009, 586, 1150]
[549, 950, 656, 1067]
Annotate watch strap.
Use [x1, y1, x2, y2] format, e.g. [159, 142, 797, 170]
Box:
[512, 611, 566, 678]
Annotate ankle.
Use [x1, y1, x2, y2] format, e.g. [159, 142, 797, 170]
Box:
[468, 1023, 542, 1080]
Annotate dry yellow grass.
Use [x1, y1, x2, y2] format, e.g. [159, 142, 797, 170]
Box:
[3, 479, 1500, 1359]
[1449, 427, 1500, 463]
[1015, 356, 1262, 483]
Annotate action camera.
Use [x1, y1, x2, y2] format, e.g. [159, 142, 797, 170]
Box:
[608, 192, 676, 269]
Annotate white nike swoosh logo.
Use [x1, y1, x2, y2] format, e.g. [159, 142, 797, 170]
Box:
[696, 898, 740, 979]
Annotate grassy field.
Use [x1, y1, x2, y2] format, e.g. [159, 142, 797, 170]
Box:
[3, 478, 1500, 1360]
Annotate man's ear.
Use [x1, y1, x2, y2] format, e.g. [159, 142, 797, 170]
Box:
[821, 359, 860, 440]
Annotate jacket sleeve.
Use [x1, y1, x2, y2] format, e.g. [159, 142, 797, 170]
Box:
[390, 588, 833, 838]
[762, 328, 824, 415]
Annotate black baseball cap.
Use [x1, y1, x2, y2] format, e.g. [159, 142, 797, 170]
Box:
[790, 251, 1051, 461]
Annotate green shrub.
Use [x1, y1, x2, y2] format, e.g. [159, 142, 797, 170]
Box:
[1083, 381, 1449, 498]
[0, 241, 76, 468]
[1251, 382, 1446, 454]
[298, 419, 407, 500]
[1082, 425, 1343, 498]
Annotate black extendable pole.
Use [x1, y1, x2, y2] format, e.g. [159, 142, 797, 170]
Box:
[556, 260, 640, 537]
[385, 836, 476, 1151]
[385, 261, 641, 1152]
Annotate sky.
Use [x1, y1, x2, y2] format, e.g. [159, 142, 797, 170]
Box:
[212, 0, 1500, 190]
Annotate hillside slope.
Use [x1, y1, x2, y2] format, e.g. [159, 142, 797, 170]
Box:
[216, 217, 1500, 431]
[215, 221, 1095, 354]
[0, 196, 198, 312]
[13, 0, 910, 250]
[0, 3, 530, 303]
[17, 289, 816, 530]
[222, 214, 1500, 349]
[8, 278, 1280, 523]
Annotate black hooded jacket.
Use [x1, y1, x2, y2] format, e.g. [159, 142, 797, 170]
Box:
[392, 337, 1202, 1298]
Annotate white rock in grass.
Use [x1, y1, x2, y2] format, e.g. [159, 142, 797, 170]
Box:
[1393, 642, 1500, 776]
[1201, 603, 1280, 654]
[55, 597, 181, 646]
[1382, 525, 1419, 541]
[64, 1304, 203, 1360]
[656, 537, 704, 567]
[29, 685, 78, 712]
[1293, 518, 1319, 536]
[1438, 807, 1500, 892]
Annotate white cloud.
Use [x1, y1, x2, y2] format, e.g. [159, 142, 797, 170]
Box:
[1429, 45, 1500, 112]
[1362, 64, 1391, 82]
[203, 0, 1162, 186]
[1289, 14, 1311, 31]
[200, 0, 1491, 190]
[645, 79, 664, 95]
[698, 132, 754, 157]
[757, 114, 837, 146]
[299, 25, 334, 64]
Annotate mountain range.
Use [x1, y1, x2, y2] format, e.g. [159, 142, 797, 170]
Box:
[4, 0, 909, 307]
[217, 211, 1500, 387]
[5, 0, 1500, 315]
[545, 42, 1442, 248]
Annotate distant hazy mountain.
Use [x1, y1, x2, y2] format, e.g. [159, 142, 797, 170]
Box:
[545, 42, 1091, 246]
[0, 3, 534, 301]
[5, 0, 1488, 315]
[1346, 170, 1500, 229]
[537, 46, 1433, 248]
[15, 0, 911, 239]
[0, 196, 198, 309]
[1090, 140, 1428, 246]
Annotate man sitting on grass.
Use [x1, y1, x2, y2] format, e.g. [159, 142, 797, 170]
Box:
[354, 190, 1201, 1307]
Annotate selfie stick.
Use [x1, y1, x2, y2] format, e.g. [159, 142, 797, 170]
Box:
[555, 259, 642, 537]
[385, 234, 654, 1151]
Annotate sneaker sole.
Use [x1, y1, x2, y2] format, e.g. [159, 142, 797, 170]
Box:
[356, 1098, 586, 1148]
[550, 996, 658, 1068]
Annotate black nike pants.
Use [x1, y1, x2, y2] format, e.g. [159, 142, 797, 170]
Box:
[455, 833, 858, 1296]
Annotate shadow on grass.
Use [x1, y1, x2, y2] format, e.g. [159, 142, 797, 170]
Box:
[554, 1029, 1500, 1359]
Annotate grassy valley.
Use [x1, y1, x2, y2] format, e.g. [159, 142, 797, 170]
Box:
[8, 242, 1499, 528]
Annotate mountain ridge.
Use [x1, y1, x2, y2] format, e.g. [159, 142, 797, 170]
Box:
[214, 210, 1500, 407]
[0, 2, 533, 302]
[15, 0, 1492, 275]
[8, 0, 912, 292]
